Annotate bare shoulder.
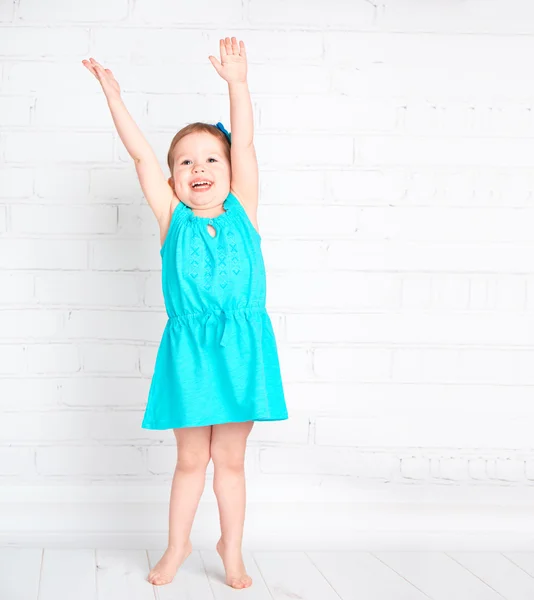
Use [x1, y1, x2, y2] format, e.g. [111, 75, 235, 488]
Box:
[230, 189, 260, 235]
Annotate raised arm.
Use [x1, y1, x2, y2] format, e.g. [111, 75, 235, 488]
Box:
[209, 38, 258, 214]
[82, 58, 173, 223]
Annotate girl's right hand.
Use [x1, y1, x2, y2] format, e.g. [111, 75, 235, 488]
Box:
[82, 57, 121, 100]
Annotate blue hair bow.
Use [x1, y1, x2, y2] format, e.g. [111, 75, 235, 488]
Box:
[214, 121, 231, 144]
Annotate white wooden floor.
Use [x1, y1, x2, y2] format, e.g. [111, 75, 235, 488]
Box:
[1, 548, 534, 599]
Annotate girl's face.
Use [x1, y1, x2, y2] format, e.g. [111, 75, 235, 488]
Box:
[170, 131, 231, 208]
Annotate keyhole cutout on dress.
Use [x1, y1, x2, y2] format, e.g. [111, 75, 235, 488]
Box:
[207, 224, 217, 238]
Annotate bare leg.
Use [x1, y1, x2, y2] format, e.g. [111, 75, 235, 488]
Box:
[147, 425, 212, 586]
[211, 420, 254, 589]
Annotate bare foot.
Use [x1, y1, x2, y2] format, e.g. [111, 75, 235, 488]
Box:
[216, 538, 253, 589]
[147, 540, 193, 586]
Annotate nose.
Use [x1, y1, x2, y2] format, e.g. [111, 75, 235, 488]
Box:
[193, 164, 204, 172]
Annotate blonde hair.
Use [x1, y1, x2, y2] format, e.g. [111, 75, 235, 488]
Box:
[167, 122, 231, 174]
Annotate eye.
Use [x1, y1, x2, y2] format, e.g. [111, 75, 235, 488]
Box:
[208, 158, 217, 163]
[181, 159, 191, 165]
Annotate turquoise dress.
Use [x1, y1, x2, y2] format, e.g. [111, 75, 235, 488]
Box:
[141, 191, 289, 429]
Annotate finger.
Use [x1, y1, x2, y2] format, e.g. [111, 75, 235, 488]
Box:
[225, 37, 232, 54]
[88, 58, 102, 73]
[90, 57, 107, 73]
[231, 36, 238, 54]
[220, 38, 227, 58]
[209, 55, 222, 74]
[239, 40, 246, 57]
[82, 61, 98, 78]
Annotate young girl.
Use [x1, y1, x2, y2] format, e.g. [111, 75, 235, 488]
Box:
[82, 37, 288, 588]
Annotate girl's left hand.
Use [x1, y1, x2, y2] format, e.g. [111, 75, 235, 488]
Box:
[209, 37, 247, 84]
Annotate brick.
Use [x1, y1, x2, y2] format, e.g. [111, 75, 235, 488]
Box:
[377, 0, 534, 34]
[117, 131, 173, 164]
[332, 63, 533, 102]
[260, 97, 398, 133]
[117, 64, 230, 95]
[250, 65, 329, 95]
[468, 458, 488, 480]
[249, 414, 309, 444]
[34, 92, 145, 129]
[0, 310, 61, 339]
[132, 0, 242, 24]
[269, 271, 400, 310]
[90, 166, 145, 203]
[260, 446, 397, 479]
[259, 241, 326, 271]
[35, 167, 90, 201]
[0, 378, 61, 408]
[93, 29, 206, 63]
[0, 205, 6, 232]
[276, 346, 314, 382]
[90, 239, 161, 271]
[312, 347, 391, 381]
[0, 447, 35, 475]
[0, 168, 34, 198]
[0, 410, 160, 442]
[81, 343, 138, 373]
[35, 271, 142, 306]
[488, 457, 525, 482]
[327, 169, 404, 204]
[436, 457, 470, 482]
[3, 62, 100, 94]
[400, 456, 429, 480]
[11, 205, 117, 234]
[349, 207, 534, 243]
[393, 347, 534, 385]
[0, 272, 35, 303]
[256, 135, 353, 169]
[5, 132, 114, 163]
[261, 170, 325, 205]
[0, 96, 33, 126]
[146, 94, 228, 129]
[18, 0, 128, 22]
[401, 276, 432, 309]
[58, 377, 150, 407]
[479, 275, 527, 311]
[358, 136, 534, 168]
[26, 344, 81, 374]
[36, 446, 144, 475]
[118, 205, 159, 237]
[429, 275, 470, 310]
[323, 240, 534, 273]
[0, 1, 14, 21]
[0, 26, 89, 55]
[143, 273, 164, 308]
[241, 31, 323, 62]
[138, 345, 157, 377]
[0, 345, 27, 374]
[0, 240, 87, 269]
[249, 0, 374, 27]
[315, 415, 533, 449]
[62, 309, 166, 342]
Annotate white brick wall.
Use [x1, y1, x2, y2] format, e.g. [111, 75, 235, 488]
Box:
[1, 0, 533, 504]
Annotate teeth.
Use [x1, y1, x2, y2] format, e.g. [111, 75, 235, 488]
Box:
[192, 181, 212, 187]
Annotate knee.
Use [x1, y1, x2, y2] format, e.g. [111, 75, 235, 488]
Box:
[177, 448, 211, 473]
[210, 445, 245, 472]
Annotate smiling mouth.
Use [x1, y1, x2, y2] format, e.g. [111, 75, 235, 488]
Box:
[190, 181, 213, 190]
